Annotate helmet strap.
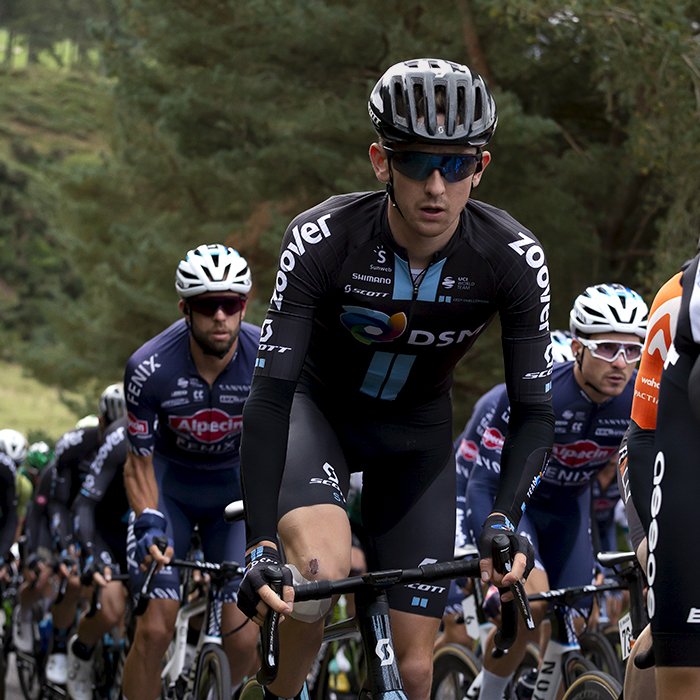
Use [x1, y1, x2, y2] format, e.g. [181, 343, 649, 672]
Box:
[386, 164, 406, 221]
[577, 348, 607, 399]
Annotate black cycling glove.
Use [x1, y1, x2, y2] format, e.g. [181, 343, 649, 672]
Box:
[238, 545, 293, 620]
[478, 513, 535, 580]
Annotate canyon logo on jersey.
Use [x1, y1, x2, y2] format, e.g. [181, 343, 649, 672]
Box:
[168, 408, 242, 443]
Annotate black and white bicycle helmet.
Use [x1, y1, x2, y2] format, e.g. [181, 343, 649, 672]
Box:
[99, 383, 126, 427]
[368, 58, 497, 147]
[569, 284, 648, 339]
[0, 429, 28, 465]
[175, 244, 252, 298]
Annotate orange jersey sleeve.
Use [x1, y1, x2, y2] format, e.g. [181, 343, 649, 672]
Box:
[631, 273, 683, 429]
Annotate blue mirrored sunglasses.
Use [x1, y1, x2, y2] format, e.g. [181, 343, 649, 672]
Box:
[384, 146, 482, 183]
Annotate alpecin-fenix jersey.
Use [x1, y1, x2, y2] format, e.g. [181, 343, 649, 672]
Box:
[459, 361, 635, 510]
[254, 191, 553, 407]
[125, 319, 261, 470]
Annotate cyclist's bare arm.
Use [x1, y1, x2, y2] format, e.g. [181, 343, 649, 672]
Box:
[124, 451, 159, 515]
[124, 450, 171, 568]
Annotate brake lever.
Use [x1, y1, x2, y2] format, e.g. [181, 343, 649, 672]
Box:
[493, 534, 535, 631]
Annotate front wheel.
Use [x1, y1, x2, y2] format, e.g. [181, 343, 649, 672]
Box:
[237, 678, 264, 700]
[431, 643, 481, 700]
[561, 670, 622, 700]
[579, 630, 624, 683]
[194, 645, 231, 700]
[16, 651, 42, 700]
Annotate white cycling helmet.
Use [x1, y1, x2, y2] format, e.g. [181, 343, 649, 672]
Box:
[99, 383, 126, 426]
[175, 244, 252, 298]
[550, 330, 575, 363]
[76, 414, 100, 429]
[0, 429, 29, 465]
[569, 284, 648, 339]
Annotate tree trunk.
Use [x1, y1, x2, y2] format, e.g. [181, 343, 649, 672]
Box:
[454, 0, 497, 88]
[4, 29, 12, 65]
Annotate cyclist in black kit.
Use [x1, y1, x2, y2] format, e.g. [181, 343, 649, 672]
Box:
[238, 58, 555, 700]
[637, 250, 700, 700]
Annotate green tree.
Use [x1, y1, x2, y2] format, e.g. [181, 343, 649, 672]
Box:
[19, 0, 700, 429]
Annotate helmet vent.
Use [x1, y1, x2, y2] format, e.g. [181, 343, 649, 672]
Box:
[413, 83, 425, 119]
[474, 87, 483, 122]
[394, 83, 406, 119]
[457, 86, 466, 125]
[609, 307, 623, 324]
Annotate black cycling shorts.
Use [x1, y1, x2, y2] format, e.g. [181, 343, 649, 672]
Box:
[278, 388, 456, 618]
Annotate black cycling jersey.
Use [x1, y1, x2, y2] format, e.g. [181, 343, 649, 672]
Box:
[73, 417, 130, 570]
[49, 425, 101, 553]
[649, 253, 700, 665]
[242, 191, 555, 545]
[0, 452, 17, 561]
[23, 463, 55, 557]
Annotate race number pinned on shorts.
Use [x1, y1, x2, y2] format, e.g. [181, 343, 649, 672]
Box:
[462, 595, 479, 640]
[619, 612, 633, 660]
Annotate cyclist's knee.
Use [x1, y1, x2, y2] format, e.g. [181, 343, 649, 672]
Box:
[397, 652, 433, 699]
[223, 616, 258, 655]
[133, 608, 177, 656]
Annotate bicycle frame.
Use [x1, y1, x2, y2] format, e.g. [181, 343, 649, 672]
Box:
[161, 594, 207, 689]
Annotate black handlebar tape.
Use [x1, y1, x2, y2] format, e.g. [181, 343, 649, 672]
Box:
[55, 574, 69, 606]
[417, 558, 482, 582]
[134, 535, 169, 616]
[257, 565, 284, 686]
[493, 595, 518, 654]
[491, 533, 511, 575]
[85, 585, 102, 619]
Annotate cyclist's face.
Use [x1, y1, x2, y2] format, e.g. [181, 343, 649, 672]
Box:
[572, 331, 638, 402]
[370, 141, 490, 250]
[180, 292, 246, 357]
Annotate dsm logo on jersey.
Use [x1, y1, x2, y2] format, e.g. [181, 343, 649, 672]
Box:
[339, 306, 407, 345]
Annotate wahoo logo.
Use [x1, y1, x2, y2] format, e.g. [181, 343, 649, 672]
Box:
[552, 440, 617, 468]
[340, 307, 406, 345]
[481, 427, 505, 451]
[168, 408, 242, 443]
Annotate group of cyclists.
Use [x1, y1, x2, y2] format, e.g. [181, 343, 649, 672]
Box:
[0, 55, 695, 700]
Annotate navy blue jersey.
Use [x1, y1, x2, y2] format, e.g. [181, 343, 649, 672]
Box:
[459, 362, 634, 514]
[125, 318, 261, 469]
[454, 383, 505, 547]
